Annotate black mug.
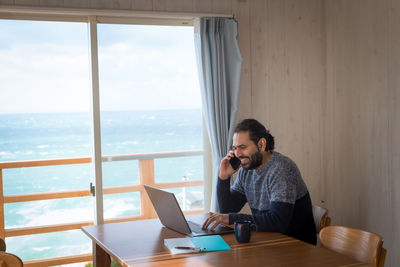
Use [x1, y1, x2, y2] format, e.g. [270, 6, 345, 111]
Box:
[234, 221, 256, 243]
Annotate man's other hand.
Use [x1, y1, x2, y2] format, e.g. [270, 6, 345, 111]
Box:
[202, 212, 229, 231]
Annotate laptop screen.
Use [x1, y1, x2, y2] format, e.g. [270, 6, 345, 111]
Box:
[144, 185, 192, 235]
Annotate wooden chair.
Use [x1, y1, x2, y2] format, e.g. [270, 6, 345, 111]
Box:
[312, 205, 331, 233]
[0, 252, 23, 267]
[319, 226, 387, 267]
[0, 238, 5, 252]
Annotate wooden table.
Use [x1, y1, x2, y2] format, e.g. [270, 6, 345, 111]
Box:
[82, 215, 371, 267]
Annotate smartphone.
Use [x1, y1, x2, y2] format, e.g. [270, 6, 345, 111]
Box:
[229, 154, 241, 170]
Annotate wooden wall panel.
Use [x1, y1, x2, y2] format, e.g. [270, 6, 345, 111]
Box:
[193, 0, 212, 13]
[131, 0, 153, 11]
[88, 0, 132, 10]
[63, 0, 89, 9]
[40, 0, 64, 7]
[325, 0, 363, 228]
[281, 0, 304, 173]
[388, 1, 400, 266]
[248, 0, 267, 121]
[325, 0, 398, 266]
[13, 0, 39, 6]
[323, 0, 335, 222]
[261, 0, 286, 146]
[298, 0, 325, 205]
[152, 0, 194, 12]
[358, 0, 391, 235]
[247, 0, 325, 204]
[0, 0, 14, 5]
[211, 0, 231, 14]
[232, 0, 251, 119]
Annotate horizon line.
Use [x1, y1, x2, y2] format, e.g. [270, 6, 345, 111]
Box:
[0, 107, 202, 115]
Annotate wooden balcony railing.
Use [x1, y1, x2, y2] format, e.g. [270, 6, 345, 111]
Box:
[0, 150, 204, 267]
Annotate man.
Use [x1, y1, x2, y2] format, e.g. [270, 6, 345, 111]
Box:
[202, 118, 316, 245]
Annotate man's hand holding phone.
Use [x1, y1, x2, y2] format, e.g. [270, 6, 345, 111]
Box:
[229, 154, 241, 170]
[219, 151, 241, 180]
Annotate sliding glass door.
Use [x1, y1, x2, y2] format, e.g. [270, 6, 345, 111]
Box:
[0, 19, 93, 260]
[0, 17, 204, 263]
[97, 23, 204, 220]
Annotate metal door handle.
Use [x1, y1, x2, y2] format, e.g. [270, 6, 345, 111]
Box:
[90, 182, 95, 197]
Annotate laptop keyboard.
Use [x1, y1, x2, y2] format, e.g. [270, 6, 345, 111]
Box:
[187, 220, 232, 234]
[188, 221, 210, 233]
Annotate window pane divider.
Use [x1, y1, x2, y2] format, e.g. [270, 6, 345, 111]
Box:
[88, 16, 104, 226]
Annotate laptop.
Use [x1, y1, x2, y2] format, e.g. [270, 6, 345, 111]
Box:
[144, 185, 234, 236]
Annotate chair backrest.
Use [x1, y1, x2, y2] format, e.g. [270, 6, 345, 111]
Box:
[0, 238, 5, 252]
[312, 205, 331, 233]
[319, 226, 386, 267]
[0, 252, 23, 267]
[378, 247, 387, 267]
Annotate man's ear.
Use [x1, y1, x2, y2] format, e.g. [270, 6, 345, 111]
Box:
[258, 138, 267, 151]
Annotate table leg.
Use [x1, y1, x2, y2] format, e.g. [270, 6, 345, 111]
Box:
[93, 241, 111, 267]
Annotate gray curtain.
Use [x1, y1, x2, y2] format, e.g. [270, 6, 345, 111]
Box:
[194, 17, 242, 212]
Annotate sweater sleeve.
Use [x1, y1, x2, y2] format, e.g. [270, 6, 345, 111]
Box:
[217, 177, 247, 213]
[228, 201, 294, 232]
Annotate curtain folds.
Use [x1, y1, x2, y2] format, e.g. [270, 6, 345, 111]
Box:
[194, 17, 242, 212]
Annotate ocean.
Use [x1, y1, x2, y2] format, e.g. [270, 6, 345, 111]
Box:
[0, 109, 203, 263]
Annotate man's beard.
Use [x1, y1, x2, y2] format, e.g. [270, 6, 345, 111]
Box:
[242, 149, 263, 170]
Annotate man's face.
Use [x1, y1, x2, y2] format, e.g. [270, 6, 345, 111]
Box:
[232, 131, 263, 170]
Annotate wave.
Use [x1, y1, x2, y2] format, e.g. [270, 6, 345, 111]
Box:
[13, 197, 137, 227]
[119, 141, 138, 145]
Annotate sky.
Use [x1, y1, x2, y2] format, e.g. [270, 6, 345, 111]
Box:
[0, 19, 202, 114]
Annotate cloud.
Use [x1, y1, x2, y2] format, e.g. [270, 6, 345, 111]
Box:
[0, 43, 91, 114]
[0, 21, 201, 114]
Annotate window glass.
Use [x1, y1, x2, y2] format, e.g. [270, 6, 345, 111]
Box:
[97, 24, 204, 219]
[0, 19, 92, 260]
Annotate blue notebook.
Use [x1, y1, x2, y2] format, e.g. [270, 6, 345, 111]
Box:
[191, 235, 231, 252]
